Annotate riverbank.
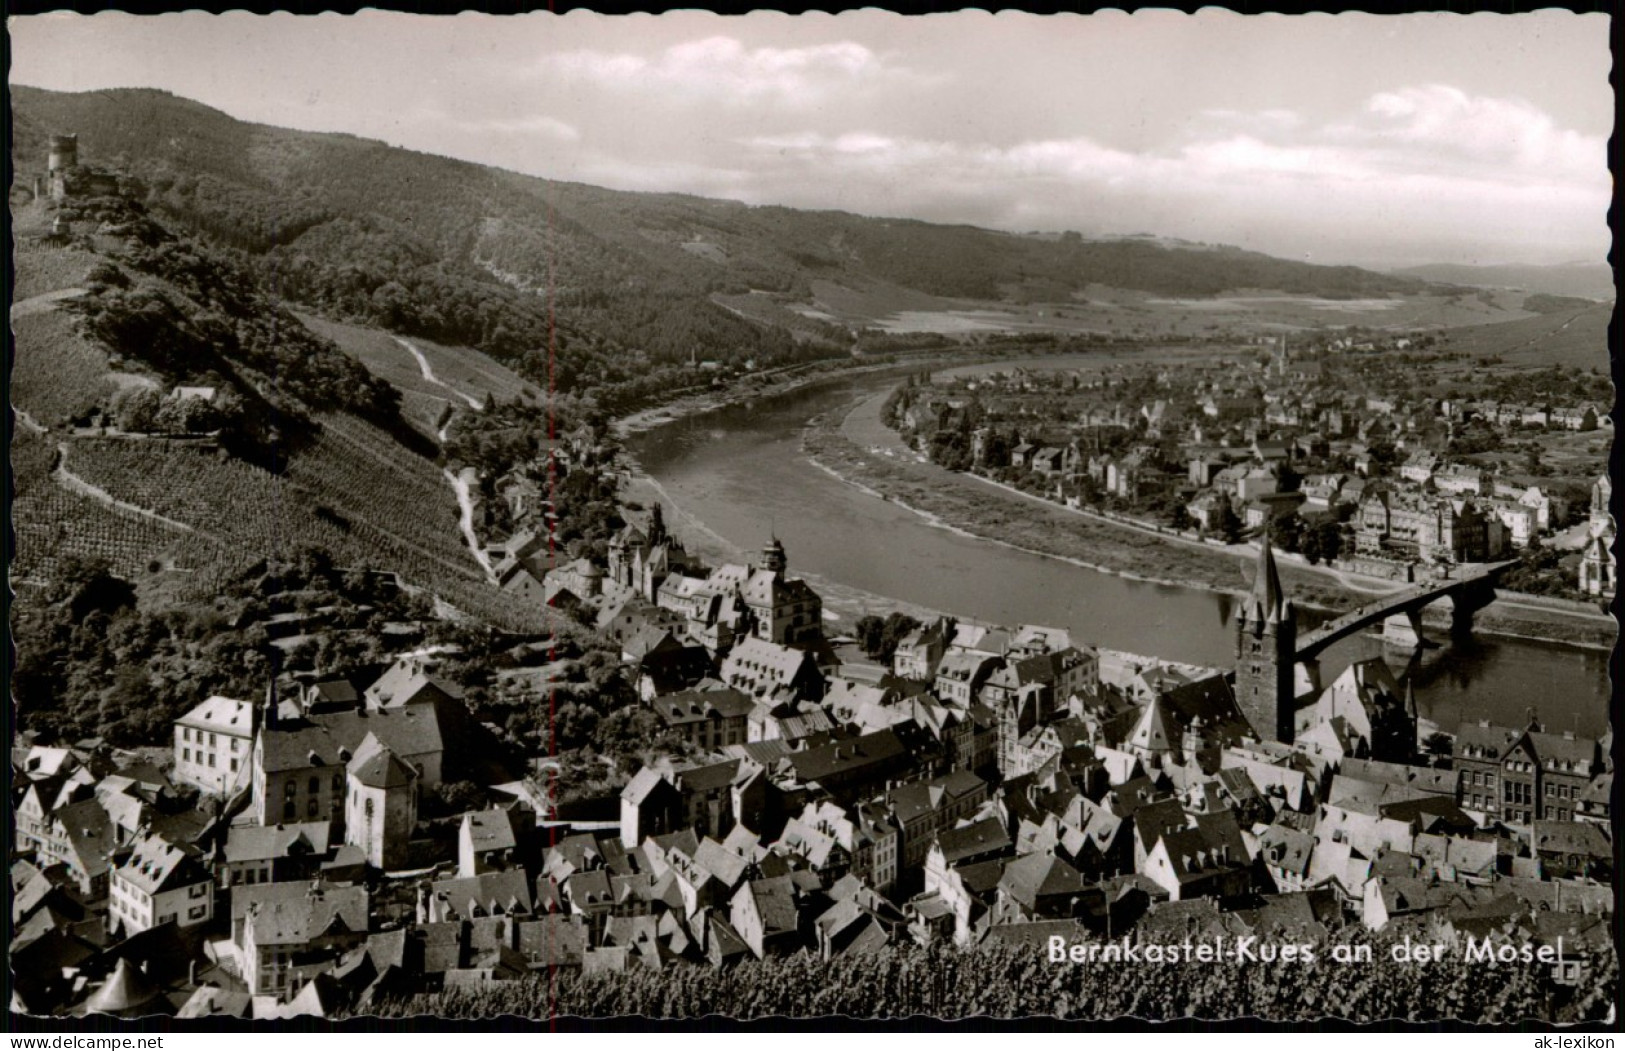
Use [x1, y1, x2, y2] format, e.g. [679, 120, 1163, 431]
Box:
[802, 392, 1616, 653]
[612, 352, 980, 439]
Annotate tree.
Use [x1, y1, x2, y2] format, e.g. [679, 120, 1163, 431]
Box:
[1422, 731, 1453, 757]
[854, 612, 921, 663]
[110, 385, 164, 432]
[1274, 513, 1305, 554]
[1301, 527, 1324, 565]
[1216, 500, 1243, 544]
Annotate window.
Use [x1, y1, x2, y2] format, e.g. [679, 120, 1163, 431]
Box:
[308, 776, 321, 795]
[183, 748, 192, 763]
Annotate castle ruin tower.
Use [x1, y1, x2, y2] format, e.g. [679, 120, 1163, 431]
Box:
[1235, 535, 1297, 744]
[48, 134, 78, 200]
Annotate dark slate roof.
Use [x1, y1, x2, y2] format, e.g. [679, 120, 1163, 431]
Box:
[997, 851, 1090, 908]
[347, 733, 417, 789]
[935, 816, 1012, 865]
[788, 729, 906, 784]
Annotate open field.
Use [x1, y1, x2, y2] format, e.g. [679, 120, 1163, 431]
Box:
[10, 242, 102, 301]
[9, 308, 122, 426]
[1433, 302, 1610, 370]
[403, 331, 543, 407]
[790, 278, 1537, 339]
[297, 314, 541, 434]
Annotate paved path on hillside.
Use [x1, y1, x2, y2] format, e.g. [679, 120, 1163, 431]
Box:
[54, 441, 206, 535]
[445, 465, 495, 578]
[10, 287, 86, 320]
[395, 337, 483, 410]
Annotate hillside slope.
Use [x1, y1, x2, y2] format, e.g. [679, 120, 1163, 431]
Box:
[9, 188, 544, 630]
[1394, 262, 1614, 302]
[1433, 301, 1612, 370]
[11, 86, 1453, 401]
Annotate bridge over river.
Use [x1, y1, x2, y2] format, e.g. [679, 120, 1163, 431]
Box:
[1296, 560, 1519, 660]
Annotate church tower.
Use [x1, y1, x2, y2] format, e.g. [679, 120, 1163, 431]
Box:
[1235, 536, 1296, 744]
[760, 536, 787, 574]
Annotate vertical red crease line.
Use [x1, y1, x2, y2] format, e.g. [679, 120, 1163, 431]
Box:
[543, 6, 559, 1023]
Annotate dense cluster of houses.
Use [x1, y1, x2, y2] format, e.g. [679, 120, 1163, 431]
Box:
[894, 342, 1612, 590]
[12, 520, 1614, 1019]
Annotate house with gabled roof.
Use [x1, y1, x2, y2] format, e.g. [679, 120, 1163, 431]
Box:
[1529, 820, 1611, 881]
[458, 805, 535, 878]
[252, 701, 444, 828]
[995, 850, 1093, 922]
[720, 635, 825, 703]
[107, 831, 213, 936]
[885, 770, 990, 871]
[1142, 813, 1252, 902]
[729, 875, 806, 959]
[934, 651, 1004, 707]
[425, 869, 534, 924]
[783, 728, 913, 806]
[238, 882, 370, 998]
[224, 821, 333, 888]
[27, 796, 117, 902]
[651, 687, 754, 751]
[1256, 823, 1315, 893]
[620, 767, 682, 849]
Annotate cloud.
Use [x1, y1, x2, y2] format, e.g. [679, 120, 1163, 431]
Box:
[721, 85, 1607, 263]
[547, 36, 941, 108]
[1351, 83, 1603, 180]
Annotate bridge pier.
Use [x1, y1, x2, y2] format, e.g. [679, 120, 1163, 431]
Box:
[1382, 609, 1428, 649]
[1447, 579, 1496, 640]
[1294, 659, 1322, 697]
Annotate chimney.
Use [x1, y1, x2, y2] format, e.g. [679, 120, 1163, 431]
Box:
[188, 960, 198, 985]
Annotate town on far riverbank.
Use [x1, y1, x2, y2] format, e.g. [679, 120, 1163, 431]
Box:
[790, 335, 1613, 654]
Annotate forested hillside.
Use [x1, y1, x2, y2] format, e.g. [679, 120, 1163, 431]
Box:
[12, 86, 1442, 413]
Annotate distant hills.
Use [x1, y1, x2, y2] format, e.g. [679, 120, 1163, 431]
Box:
[1392, 262, 1614, 302]
[11, 86, 1447, 404]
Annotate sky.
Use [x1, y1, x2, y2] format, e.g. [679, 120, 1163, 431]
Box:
[8, 10, 1613, 269]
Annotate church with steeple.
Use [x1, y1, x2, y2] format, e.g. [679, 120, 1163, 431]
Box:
[1234, 536, 1297, 744]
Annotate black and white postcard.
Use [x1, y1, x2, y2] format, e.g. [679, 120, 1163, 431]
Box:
[7, 8, 1616, 1028]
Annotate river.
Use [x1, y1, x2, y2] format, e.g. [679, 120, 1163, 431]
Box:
[627, 369, 1613, 739]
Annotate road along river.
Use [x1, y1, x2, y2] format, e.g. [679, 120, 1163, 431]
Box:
[626, 371, 1612, 739]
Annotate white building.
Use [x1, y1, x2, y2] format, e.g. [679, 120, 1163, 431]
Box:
[173, 696, 254, 796]
[110, 832, 214, 935]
